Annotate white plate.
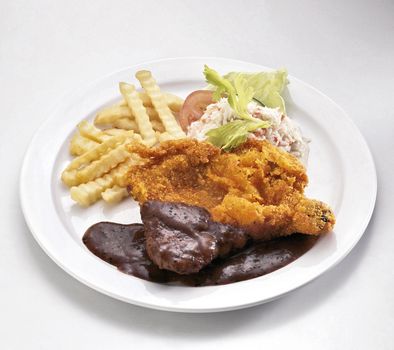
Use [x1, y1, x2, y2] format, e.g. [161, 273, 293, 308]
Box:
[20, 57, 376, 313]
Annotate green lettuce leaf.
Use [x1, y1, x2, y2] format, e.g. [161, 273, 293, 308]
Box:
[206, 119, 270, 151]
[224, 69, 288, 113]
[203, 65, 254, 121]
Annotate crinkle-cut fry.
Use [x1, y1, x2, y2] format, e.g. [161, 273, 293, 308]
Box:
[95, 105, 132, 124]
[62, 133, 141, 186]
[102, 129, 143, 141]
[107, 121, 158, 143]
[114, 153, 141, 187]
[159, 93, 184, 113]
[76, 143, 130, 184]
[145, 106, 160, 121]
[69, 156, 139, 206]
[69, 132, 100, 156]
[151, 120, 165, 133]
[127, 132, 143, 143]
[101, 185, 128, 204]
[114, 99, 126, 107]
[95, 105, 160, 125]
[157, 131, 176, 143]
[65, 131, 135, 172]
[103, 128, 132, 137]
[111, 118, 139, 131]
[119, 92, 184, 112]
[62, 170, 78, 187]
[119, 82, 157, 147]
[63, 141, 133, 187]
[70, 154, 140, 207]
[78, 120, 111, 142]
[135, 70, 185, 139]
[70, 172, 115, 206]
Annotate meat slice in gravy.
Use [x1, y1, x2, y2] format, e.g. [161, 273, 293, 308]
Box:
[140, 201, 248, 274]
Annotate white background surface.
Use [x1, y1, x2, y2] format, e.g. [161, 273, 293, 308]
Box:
[1, 0, 393, 348]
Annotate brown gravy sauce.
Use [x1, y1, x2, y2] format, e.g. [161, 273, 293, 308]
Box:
[83, 222, 317, 286]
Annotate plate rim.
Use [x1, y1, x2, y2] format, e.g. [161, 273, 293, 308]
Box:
[19, 57, 377, 313]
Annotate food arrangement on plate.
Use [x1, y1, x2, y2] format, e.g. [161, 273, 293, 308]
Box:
[61, 65, 335, 286]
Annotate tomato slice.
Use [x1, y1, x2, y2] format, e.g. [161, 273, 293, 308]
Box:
[178, 90, 213, 131]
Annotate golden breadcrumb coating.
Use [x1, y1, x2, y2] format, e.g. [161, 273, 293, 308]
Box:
[126, 139, 335, 240]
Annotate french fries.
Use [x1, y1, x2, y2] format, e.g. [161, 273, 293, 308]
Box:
[151, 120, 165, 133]
[113, 154, 141, 187]
[118, 92, 183, 112]
[136, 70, 185, 139]
[103, 128, 133, 137]
[65, 131, 135, 172]
[111, 118, 139, 131]
[95, 105, 132, 124]
[78, 120, 111, 142]
[62, 69, 184, 207]
[158, 132, 176, 143]
[72, 144, 128, 186]
[69, 133, 100, 156]
[119, 82, 157, 147]
[95, 105, 161, 125]
[70, 173, 115, 207]
[62, 133, 141, 187]
[102, 186, 129, 204]
[70, 157, 139, 206]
